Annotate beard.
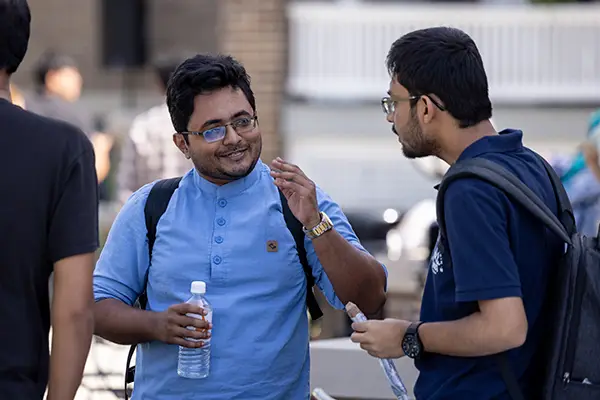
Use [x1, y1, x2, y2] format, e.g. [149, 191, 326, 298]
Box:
[396, 111, 439, 159]
[194, 136, 262, 184]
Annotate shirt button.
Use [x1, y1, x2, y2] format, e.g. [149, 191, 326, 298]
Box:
[217, 218, 226, 226]
[215, 236, 224, 244]
[213, 256, 222, 265]
[218, 199, 227, 208]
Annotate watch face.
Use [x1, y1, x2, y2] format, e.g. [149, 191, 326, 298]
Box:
[402, 334, 421, 359]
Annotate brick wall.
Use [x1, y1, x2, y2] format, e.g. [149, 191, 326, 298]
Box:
[217, 0, 288, 163]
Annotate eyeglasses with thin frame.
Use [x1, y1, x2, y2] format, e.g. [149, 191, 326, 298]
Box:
[179, 115, 258, 143]
[381, 94, 446, 115]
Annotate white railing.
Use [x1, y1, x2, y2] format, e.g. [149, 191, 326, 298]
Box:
[287, 3, 600, 104]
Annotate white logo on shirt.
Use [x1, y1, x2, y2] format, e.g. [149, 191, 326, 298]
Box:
[430, 245, 444, 275]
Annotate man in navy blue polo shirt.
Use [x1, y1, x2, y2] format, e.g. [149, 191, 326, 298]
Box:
[351, 27, 562, 399]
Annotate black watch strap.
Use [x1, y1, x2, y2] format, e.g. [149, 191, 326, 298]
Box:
[403, 321, 425, 359]
[407, 321, 424, 336]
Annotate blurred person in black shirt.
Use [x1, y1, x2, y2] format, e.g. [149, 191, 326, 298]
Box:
[0, 1, 99, 399]
[27, 51, 113, 184]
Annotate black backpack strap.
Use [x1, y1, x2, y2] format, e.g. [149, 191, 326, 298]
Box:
[435, 157, 573, 400]
[278, 189, 324, 321]
[496, 353, 526, 400]
[532, 153, 576, 236]
[437, 158, 571, 245]
[125, 177, 182, 398]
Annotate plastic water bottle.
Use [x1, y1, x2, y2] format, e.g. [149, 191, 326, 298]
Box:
[346, 302, 410, 400]
[177, 281, 212, 379]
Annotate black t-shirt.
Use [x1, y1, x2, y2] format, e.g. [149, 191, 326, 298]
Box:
[0, 99, 99, 399]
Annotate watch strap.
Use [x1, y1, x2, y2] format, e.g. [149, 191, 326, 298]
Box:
[407, 321, 424, 336]
[303, 212, 333, 239]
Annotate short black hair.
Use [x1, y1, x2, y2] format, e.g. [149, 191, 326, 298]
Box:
[386, 27, 492, 128]
[167, 54, 256, 133]
[0, 0, 31, 74]
[33, 51, 78, 88]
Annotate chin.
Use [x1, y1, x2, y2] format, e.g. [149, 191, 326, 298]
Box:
[222, 155, 259, 178]
[401, 146, 430, 159]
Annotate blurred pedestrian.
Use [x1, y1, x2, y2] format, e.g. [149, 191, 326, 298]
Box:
[549, 110, 600, 236]
[581, 109, 600, 183]
[116, 56, 191, 204]
[0, 1, 98, 399]
[27, 51, 113, 183]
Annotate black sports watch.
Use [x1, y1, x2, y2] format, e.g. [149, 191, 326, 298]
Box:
[402, 322, 424, 359]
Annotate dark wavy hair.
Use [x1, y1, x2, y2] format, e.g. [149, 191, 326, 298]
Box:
[166, 54, 256, 133]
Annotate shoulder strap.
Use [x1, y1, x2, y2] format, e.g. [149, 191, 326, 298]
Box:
[144, 177, 183, 268]
[125, 177, 182, 396]
[531, 152, 576, 236]
[278, 189, 324, 321]
[436, 158, 571, 245]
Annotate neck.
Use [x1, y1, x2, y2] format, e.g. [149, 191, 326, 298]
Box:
[437, 120, 497, 165]
[0, 71, 11, 102]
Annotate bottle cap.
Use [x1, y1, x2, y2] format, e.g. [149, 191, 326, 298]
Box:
[191, 281, 206, 294]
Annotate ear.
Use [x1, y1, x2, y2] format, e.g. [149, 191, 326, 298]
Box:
[420, 96, 436, 125]
[173, 133, 190, 158]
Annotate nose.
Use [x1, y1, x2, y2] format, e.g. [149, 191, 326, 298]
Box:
[222, 124, 242, 146]
[386, 111, 394, 124]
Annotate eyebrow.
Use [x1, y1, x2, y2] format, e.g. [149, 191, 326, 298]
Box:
[200, 110, 251, 130]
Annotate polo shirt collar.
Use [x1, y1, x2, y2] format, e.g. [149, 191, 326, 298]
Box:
[457, 129, 524, 162]
[434, 129, 524, 190]
[193, 159, 263, 197]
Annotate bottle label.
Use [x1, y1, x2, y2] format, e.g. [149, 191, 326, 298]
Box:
[185, 310, 212, 344]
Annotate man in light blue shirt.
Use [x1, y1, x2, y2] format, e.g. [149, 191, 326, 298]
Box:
[93, 54, 387, 400]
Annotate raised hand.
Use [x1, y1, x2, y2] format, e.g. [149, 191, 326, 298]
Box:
[270, 157, 321, 229]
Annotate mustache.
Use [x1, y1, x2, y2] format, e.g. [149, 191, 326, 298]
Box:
[392, 125, 398, 135]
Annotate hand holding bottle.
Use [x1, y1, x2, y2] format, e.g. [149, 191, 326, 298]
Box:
[155, 303, 211, 348]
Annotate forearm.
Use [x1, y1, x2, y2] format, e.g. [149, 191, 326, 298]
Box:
[312, 229, 386, 314]
[419, 312, 523, 357]
[94, 298, 159, 345]
[47, 311, 94, 400]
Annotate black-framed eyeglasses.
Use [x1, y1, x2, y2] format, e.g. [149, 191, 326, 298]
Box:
[179, 115, 258, 143]
[381, 94, 446, 115]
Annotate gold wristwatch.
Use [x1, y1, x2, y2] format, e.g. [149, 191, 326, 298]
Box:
[303, 212, 334, 239]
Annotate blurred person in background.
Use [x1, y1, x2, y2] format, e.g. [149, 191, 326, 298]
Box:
[26, 51, 113, 184]
[582, 109, 600, 182]
[550, 109, 600, 236]
[0, 1, 98, 399]
[351, 27, 564, 400]
[117, 56, 191, 204]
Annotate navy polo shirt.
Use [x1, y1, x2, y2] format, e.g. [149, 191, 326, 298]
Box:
[415, 130, 563, 399]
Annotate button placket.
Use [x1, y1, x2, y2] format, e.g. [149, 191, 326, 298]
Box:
[212, 197, 227, 279]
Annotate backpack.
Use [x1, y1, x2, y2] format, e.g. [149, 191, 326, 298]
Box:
[436, 156, 600, 400]
[124, 177, 323, 398]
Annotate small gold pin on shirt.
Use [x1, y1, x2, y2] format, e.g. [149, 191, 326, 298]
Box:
[266, 240, 278, 252]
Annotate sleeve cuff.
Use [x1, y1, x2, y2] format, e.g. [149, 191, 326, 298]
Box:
[50, 242, 99, 264]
